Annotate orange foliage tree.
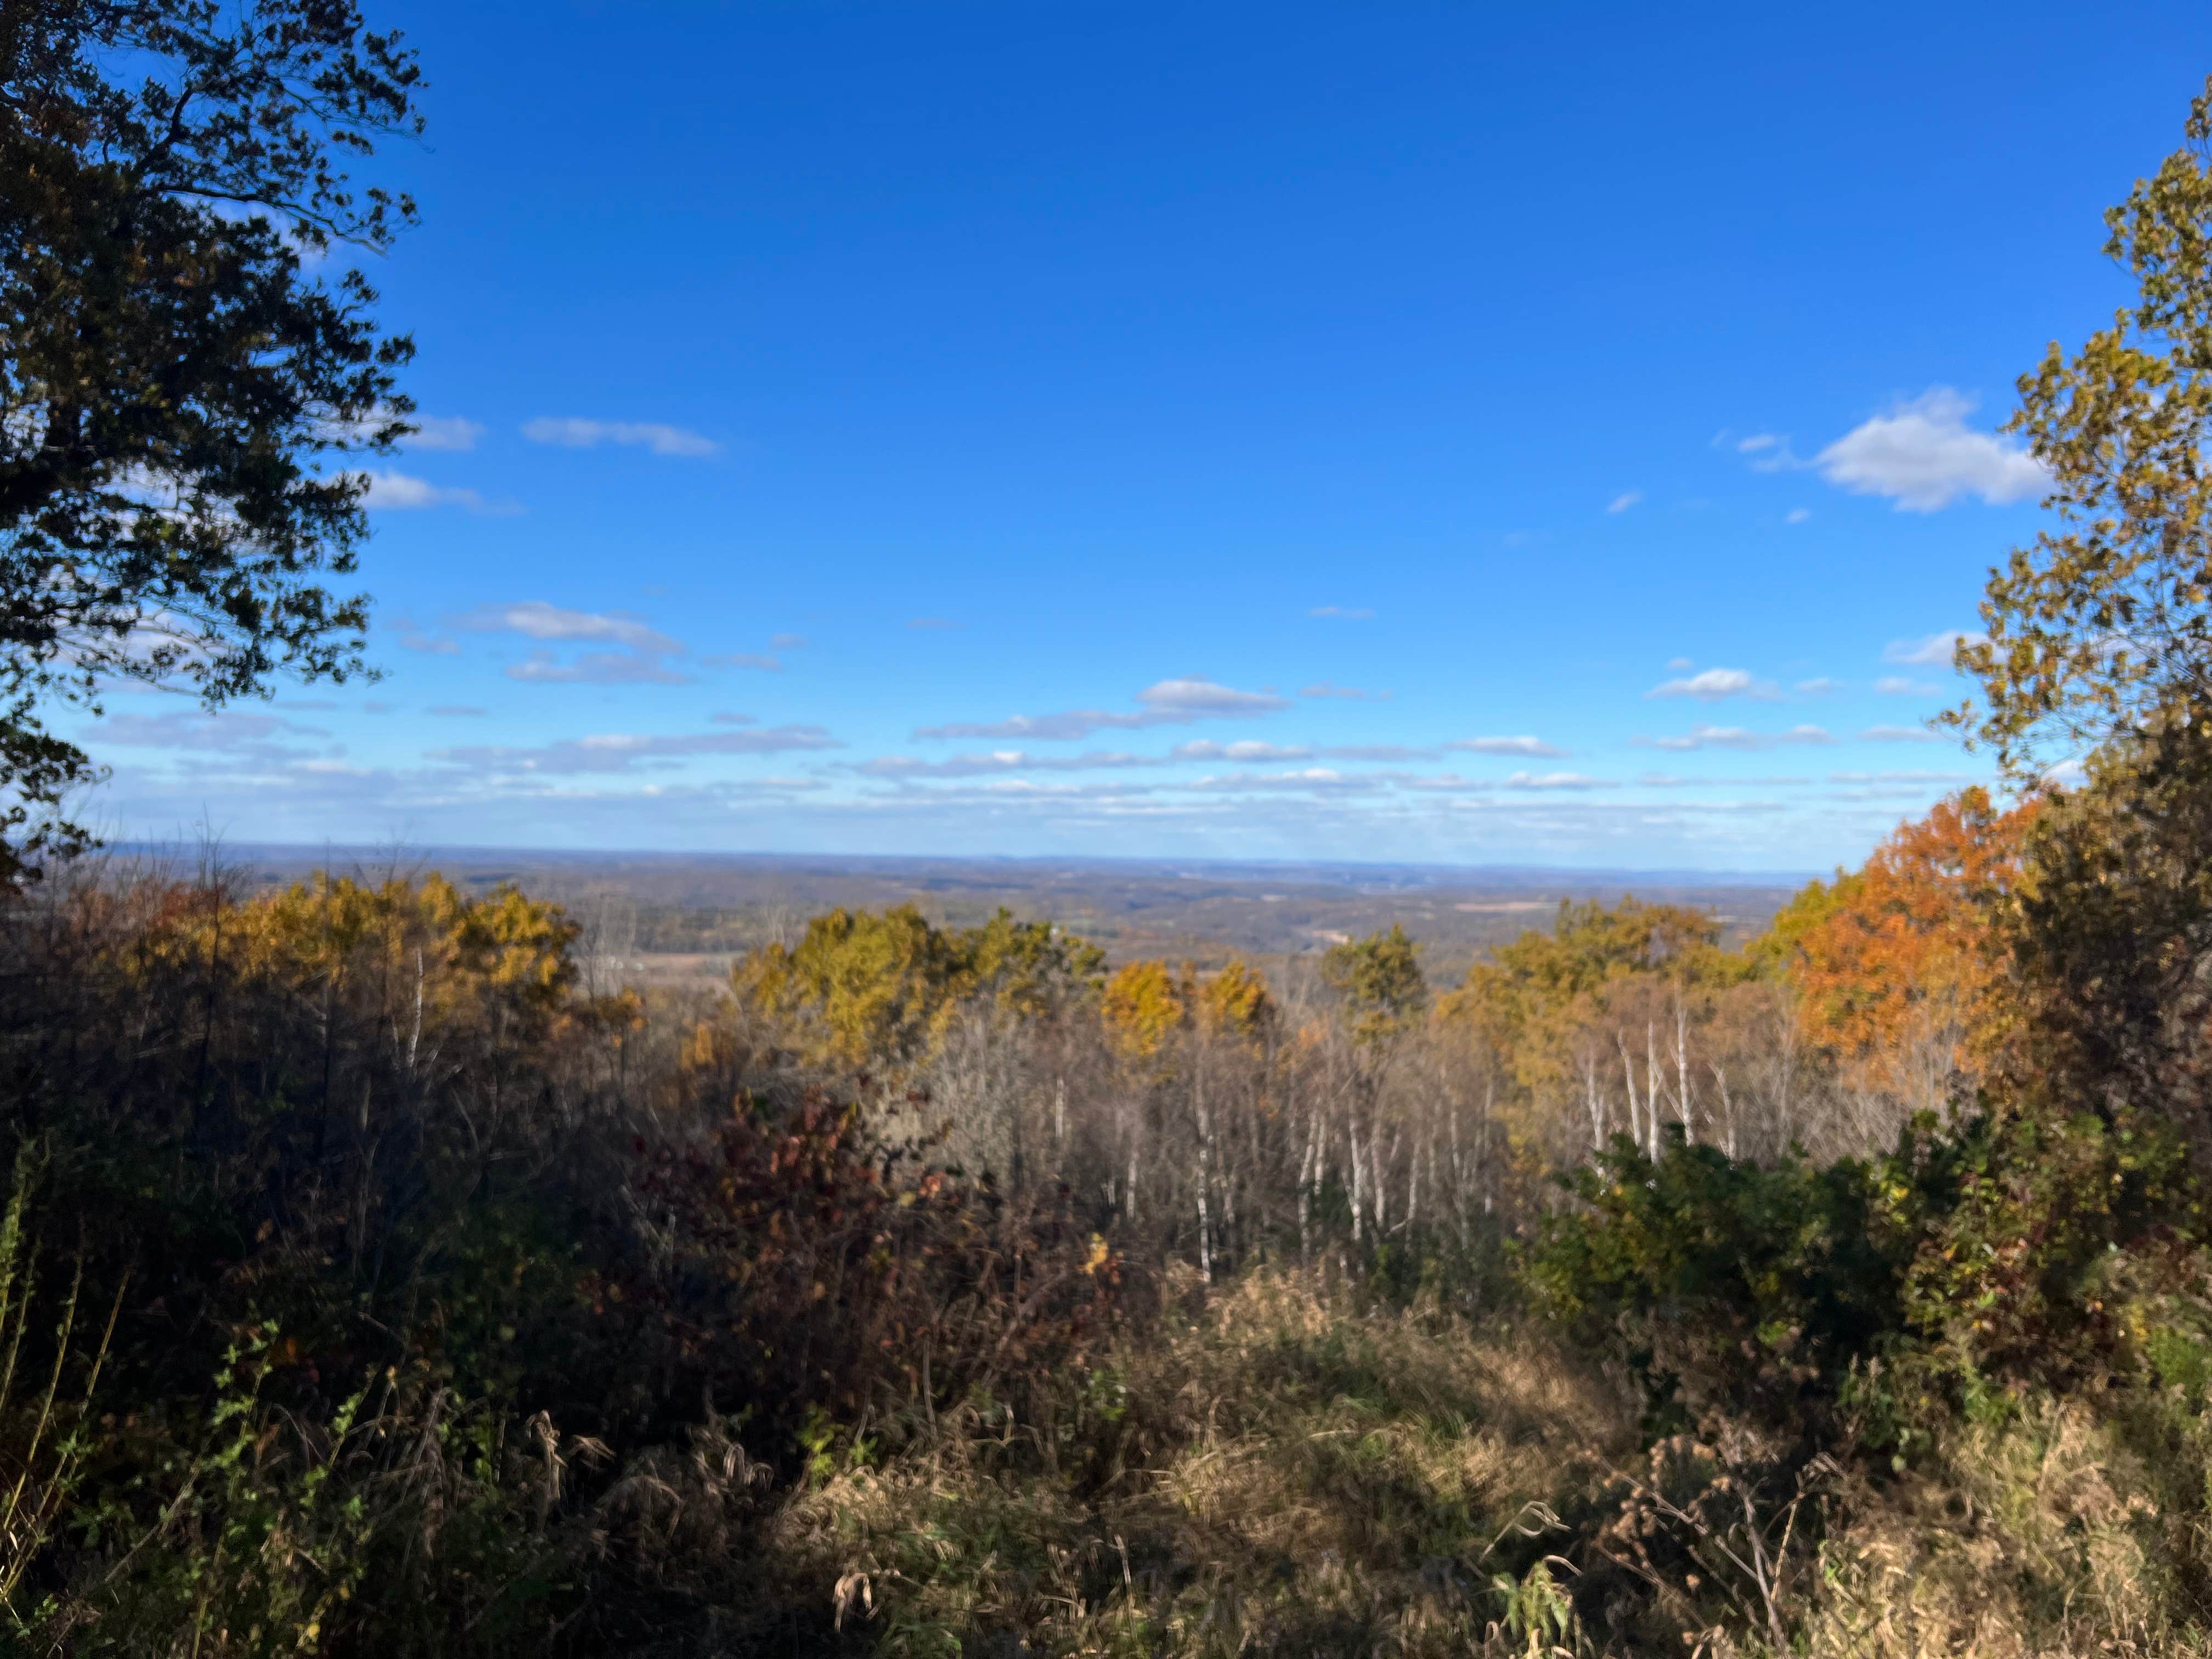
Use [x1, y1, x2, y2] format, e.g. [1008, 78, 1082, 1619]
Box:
[1779, 787, 2038, 1110]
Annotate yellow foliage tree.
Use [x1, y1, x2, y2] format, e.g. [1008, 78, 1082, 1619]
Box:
[733, 905, 1103, 1070]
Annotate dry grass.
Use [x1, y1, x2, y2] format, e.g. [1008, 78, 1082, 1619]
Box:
[752, 1276, 2212, 1659]
[765, 1268, 1633, 1657]
[1798, 1398, 2212, 1658]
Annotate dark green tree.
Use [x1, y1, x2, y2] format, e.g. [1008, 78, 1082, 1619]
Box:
[0, 0, 424, 876]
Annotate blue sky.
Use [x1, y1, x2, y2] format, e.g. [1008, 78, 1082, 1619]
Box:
[84, 2, 2212, 870]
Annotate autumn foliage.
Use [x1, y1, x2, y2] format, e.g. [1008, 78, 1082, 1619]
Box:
[1779, 786, 2038, 1105]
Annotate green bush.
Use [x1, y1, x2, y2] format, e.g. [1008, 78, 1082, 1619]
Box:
[1528, 1109, 2208, 1446]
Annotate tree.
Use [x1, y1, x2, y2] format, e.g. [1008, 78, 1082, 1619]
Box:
[0, 1, 425, 876]
[1321, 924, 1427, 1047]
[1779, 788, 2035, 1114]
[733, 905, 1102, 1071]
[2004, 720, 2212, 1137]
[1954, 76, 2212, 774]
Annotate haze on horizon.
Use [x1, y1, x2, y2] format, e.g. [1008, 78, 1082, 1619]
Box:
[76, 2, 2212, 872]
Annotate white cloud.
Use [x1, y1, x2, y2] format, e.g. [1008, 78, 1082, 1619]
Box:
[1885, 628, 1987, 666]
[521, 417, 717, 458]
[1179, 769, 1391, 795]
[1172, 740, 1312, 762]
[1796, 677, 1837, 695]
[1639, 723, 1835, 752]
[1300, 681, 1390, 701]
[1308, 605, 1375, 620]
[1447, 735, 1567, 757]
[1607, 490, 1643, 514]
[1785, 508, 1812, 525]
[453, 601, 680, 653]
[1321, 744, 1434, 761]
[1731, 432, 1802, 473]
[1646, 667, 1780, 701]
[1635, 771, 1815, 789]
[431, 725, 839, 775]
[1666, 657, 1694, 671]
[390, 616, 460, 656]
[1815, 388, 2047, 511]
[1502, 771, 1610, 790]
[402, 415, 484, 452]
[1830, 769, 1978, 785]
[455, 601, 688, 685]
[1874, 675, 1936, 695]
[506, 651, 688, 686]
[359, 470, 495, 512]
[860, 750, 1148, 778]
[89, 711, 306, 750]
[769, 633, 809, 650]
[917, 678, 1289, 742]
[1860, 724, 1945, 743]
[1141, 678, 1288, 716]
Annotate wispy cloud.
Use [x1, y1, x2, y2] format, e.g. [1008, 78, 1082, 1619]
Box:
[455, 600, 680, 652]
[521, 417, 716, 458]
[86, 709, 331, 770]
[1637, 723, 1835, 752]
[431, 725, 839, 775]
[1178, 769, 1393, 795]
[454, 600, 689, 685]
[1733, 432, 1802, 473]
[859, 749, 1148, 778]
[916, 678, 1290, 742]
[1637, 771, 1814, 789]
[360, 471, 507, 513]
[1607, 490, 1642, 514]
[1885, 628, 1987, 667]
[1860, 724, 1946, 743]
[1300, 681, 1390, 701]
[704, 652, 783, 672]
[1172, 740, 1312, 762]
[88, 711, 319, 752]
[1874, 675, 1936, 695]
[1830, 769, 1978, 784]
[1447, 735, 1567, 757]
[400, 415, 485, 452]
[769, 633, 809, 650]
[1308, 605, 1375, 620]
[426, 705, 488, 717]
[1319, 744, 1435, 762]
[1646, 667, 1781, 701]
[1785, 507, 1812, 525]
[390, 616, 460, 656]
[506, 652, 686, 685]
[1815, 389, 2047, 511]
[1795, 677, 1837, 695]
[1502, 771, 1611, 791]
